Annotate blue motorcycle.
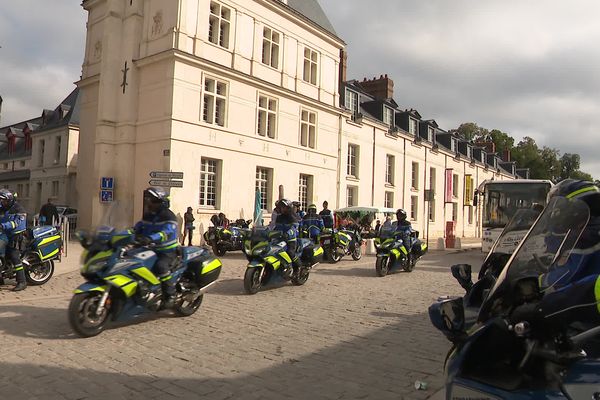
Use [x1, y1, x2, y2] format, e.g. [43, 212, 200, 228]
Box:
[374, 226, 427, 276]
[429, 197, 600, 398]
[69, 226, 222, 337]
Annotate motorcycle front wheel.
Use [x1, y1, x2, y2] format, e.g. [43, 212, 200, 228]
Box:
[23, 253, 54, 285]
[291, 266, 310, 286]
[174, 292, 204, 317]
[327, 248, 342, 263]
[403, 255, 416, 272]
[212, 244, 226, 257]
[351, 245, 362, 261]
[244, 267, 262, 294]
[375, 257, 389, 277]
[68, 292, 111, 337]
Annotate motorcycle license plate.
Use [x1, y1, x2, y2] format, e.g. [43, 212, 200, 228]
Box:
[323, 240, 330, 244]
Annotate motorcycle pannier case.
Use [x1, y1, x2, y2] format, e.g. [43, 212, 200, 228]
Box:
[31, 226, 63, 261]
[184, 248, 222, 287]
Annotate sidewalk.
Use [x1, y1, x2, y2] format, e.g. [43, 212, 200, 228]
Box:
[54, 240, 84, 276]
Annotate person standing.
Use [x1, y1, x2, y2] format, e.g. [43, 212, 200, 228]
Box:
[0, 189, 27, 291]
[319, 201, 334, 229]
[181, 207, 195, 246]
[39, 198, 59, 226]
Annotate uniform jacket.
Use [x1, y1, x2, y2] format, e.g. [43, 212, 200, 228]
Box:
[0, 202, 27, 238]
[134, 207, 179, 252]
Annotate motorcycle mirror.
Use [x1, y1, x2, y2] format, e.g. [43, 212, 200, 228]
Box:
[428, 297, 466, 343]
[75, 230, 92, 248]
[451, 264, 473, 292]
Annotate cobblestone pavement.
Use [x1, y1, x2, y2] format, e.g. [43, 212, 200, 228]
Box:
[0, 244, 484, 400]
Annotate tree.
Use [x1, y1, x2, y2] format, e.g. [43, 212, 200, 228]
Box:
[488, 129, 514, 156]
[456, 122, 488, 141]
[539, 147, 562, 182]
[559, 153, 581, 181]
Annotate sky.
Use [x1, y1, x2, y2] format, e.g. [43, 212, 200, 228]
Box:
[1, 0, 599, 179]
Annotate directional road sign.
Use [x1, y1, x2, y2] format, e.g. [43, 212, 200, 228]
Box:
[149, 171, 184, 179]
[148, 179, 183, 188]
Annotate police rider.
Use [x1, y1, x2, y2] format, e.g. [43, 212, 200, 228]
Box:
[0, 189, 27, 291]
[133, 187, 180, 309]
[301, 204, 324, 243]
[513, 180, 600, 335]
[273, 199, 302, 277]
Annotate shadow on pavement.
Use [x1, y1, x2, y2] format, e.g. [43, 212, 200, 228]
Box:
[0, 310, 448, 400]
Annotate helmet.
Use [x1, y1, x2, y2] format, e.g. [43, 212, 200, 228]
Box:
[396, 209, 407, 221]
[0, 189, 15, 211]
[307, 203, 317, 212]
[278, 198, 293, 209]
[143, 186, 169, 213]
[547, 179, 600, 216]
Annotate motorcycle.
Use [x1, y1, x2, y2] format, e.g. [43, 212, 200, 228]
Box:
[429, 197, 600, 398]
[69, 226, 222, 337]
[320, 228, 353, 263]
[340, 225, 364, 261]
[0, 225, 62, 286]
[242, 227, 323, 294]
[203, 219, 251, 256]
[373, 226, 427, 276]
[447, 207, 543, 332]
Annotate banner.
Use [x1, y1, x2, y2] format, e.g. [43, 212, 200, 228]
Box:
[445, 168, 453, 203]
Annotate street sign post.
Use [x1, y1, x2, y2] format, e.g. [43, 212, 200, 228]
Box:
[148, 179, 183, 188]
[149, 171, 183, 179]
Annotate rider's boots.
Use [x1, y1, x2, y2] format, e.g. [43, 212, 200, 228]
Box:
[160, 275, 176, 309]
[12, 268, 27, 292]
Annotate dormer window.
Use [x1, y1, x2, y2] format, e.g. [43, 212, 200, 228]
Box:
[450, 138, 456, 152]
[408, 118, 417, 135]
[383, 106, 394, 127]
[427, 127, 434, 142]
[467, 146, 472, 159]
[345, 89, 359, 116]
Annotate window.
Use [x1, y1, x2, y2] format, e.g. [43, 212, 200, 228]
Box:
[428, 200, 435, 222]
[452, 202, 458, 222]
[384, 191, 394, 208]
[467, 206, 473, 225]
[385, 154, 394, 185]
[347, 186, 357, 206]
[39, 139, 45, 167]
[410, 196, 418, 220]
[19, 160, 25, 168]
[428, 127, 434, 142]
[1, 163, 7, 170]
[429, 167, 436, 193]
[345, 89, 359, 115]
[257, 94, 277, 138]
[450, 138, 457, 152]
[383, 106, 394, 127]
[256, 167, 272, 211]
[409, 118, 417, 135]
[300, 109, 316, 148]
[52, 181, 59, 197]
[262, 27, 280, 68]
[202, 77, 227, 126]
[54, 136, 62, 164]
[199, 158, 219, 207]
[347, 144, 359, 178]
[298, 174, 313, 211]
[303, 47, 318, 85]
[411, 162, 419, 190]
[467, 146, 472, 159]
[17, 184, 23, 196]
[24, 183, 30, 198]
[452, 174, 459, 198]
[208, 1, 231, 48]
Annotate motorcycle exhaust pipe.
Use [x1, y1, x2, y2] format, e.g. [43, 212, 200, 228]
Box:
[198, 280, 217, 294]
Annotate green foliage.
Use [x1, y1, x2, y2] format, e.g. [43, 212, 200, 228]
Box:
[455, 122, 595, 182]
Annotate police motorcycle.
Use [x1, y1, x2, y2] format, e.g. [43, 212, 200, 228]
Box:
[340, 225, 364, 261]
[447, 207, 543, 331]
[0, 225, 62, 286]
[373, 226, 427, 277]
[204, 218, 251, 256]
[320, 228, 353, 263]
[242, 227, 323, 294]
[429, 197, 600, 399]
[69, 208, 222, 337]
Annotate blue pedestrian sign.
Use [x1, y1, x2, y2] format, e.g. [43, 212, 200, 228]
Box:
[100, 190, 114, 203]
[101, 177, 114, 190]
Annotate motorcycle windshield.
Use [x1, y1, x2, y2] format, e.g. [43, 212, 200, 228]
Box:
[478, 197, 590, 322]
[484, 207, 542, 260]
[94, 201, 133, 235]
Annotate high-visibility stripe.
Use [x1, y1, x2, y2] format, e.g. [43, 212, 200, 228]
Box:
[279, 252, 292, 263]
[40, 248, 59, 260]
[160, 275, 172, 282]
[201, 259, 222, 274]
[595, 276, 600, 314]
[314, 246, 324, 257]
[38, 235, 61, 247]
[74, 285, 107, 294]
[131, 267, 160, 285]
[14, 265, 24, 271]
[567, 186, 600, 199]
[105, 275, 137, 297]
[157, 241, 179, 250]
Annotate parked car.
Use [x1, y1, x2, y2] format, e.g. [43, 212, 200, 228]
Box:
[33, 206, 78, 228]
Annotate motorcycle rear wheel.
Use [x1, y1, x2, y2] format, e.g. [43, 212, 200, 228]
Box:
[174, 292, 204, 316]
[212, 245, 226, 257]
[403, 255, 416, 272]
[23, 253, 54, 285]
[291, 267, 310, 286]
[68, 292, 110, 338]
[244, 267, 262, 294]
[327, 249, 342, 263]
[375, 257, 389, 277]
[351, 246, 362, 261]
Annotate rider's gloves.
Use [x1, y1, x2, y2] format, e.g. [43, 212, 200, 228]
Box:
[134, 234, 152, 246]
[510, 302, 543, 326]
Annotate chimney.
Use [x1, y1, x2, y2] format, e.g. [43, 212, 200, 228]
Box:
[357, 74, 394, 100]
[502, 149, 511, 162]
[339, 49, 347, 84]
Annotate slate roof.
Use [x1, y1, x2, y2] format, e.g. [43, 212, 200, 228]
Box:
[285, 0, 339, 38]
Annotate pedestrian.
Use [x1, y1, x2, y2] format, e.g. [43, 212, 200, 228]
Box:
[39, 198, 59, 226]
[374, 219, 381, 234]
[181, 206, 195, 246]
[319, 200, 334, 229]
[382, 216, 392, 229]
